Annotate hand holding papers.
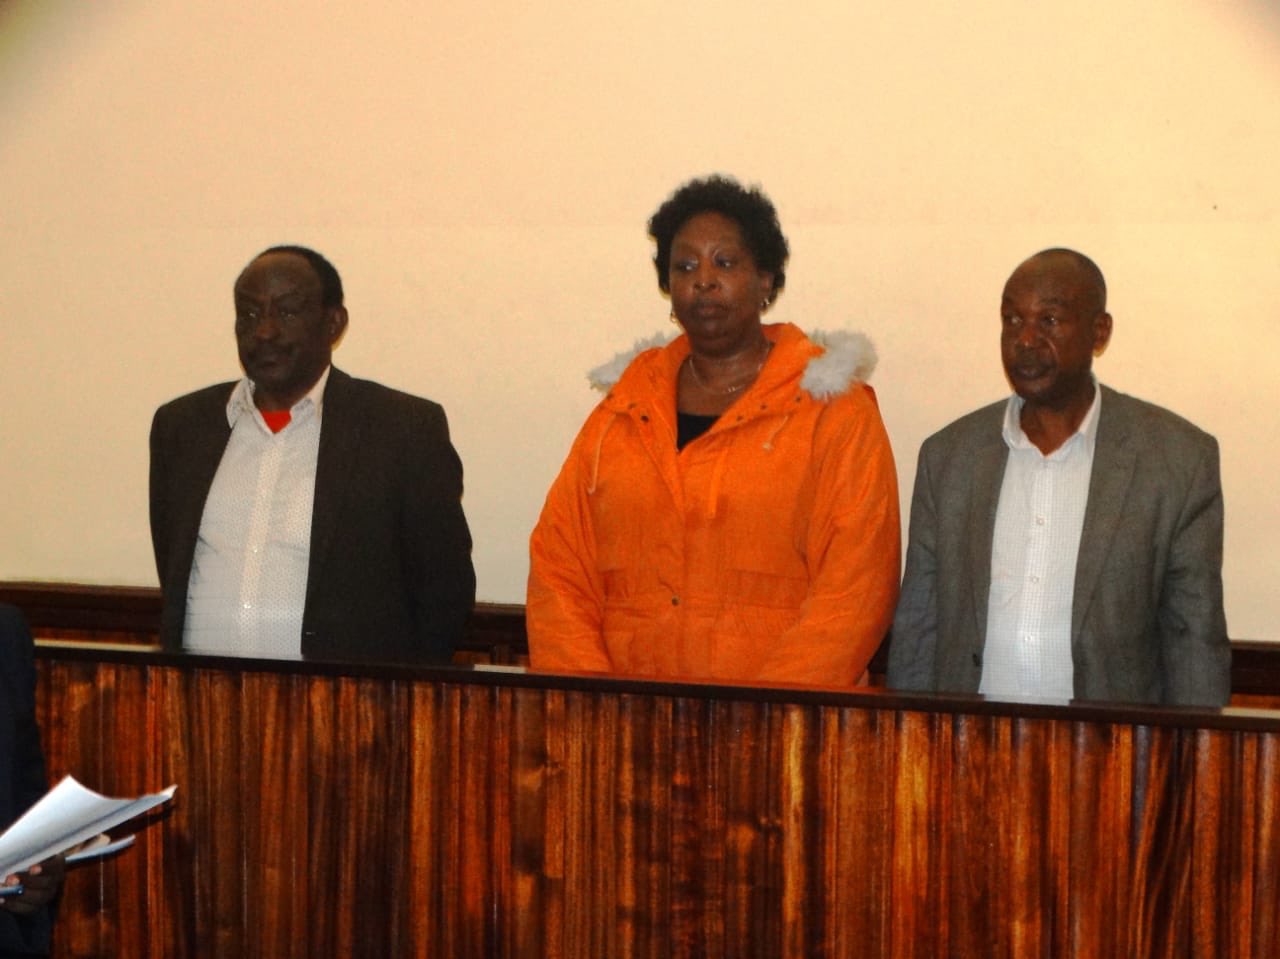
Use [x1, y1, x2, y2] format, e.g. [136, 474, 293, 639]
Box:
[0, 776, 176, 880]
[64, 832, 137, 865]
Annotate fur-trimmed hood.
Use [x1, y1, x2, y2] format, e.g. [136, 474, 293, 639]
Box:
[587, 331, 676, 393]
[587, 325, 878, 401]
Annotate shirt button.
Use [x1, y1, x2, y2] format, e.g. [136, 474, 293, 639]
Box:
[1030, 575, 1040, 584]
[243, 602, 253, 610]
[1035, 516, 1046, 526]
[671, 596, 680, 606]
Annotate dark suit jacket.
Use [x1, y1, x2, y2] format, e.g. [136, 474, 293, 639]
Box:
[149, 368, 476, 664]
[0, 606, 52, 957]
[887, 385, 1230, 706]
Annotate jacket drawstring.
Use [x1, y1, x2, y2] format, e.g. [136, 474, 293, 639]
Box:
[762, 413, 791, 451]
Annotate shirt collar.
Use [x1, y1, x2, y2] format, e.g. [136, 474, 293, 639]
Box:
[1002, 376, 1102, 458]
[226, 365, 331, 429]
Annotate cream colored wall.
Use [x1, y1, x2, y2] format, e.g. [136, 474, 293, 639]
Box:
[2, 0, 1277, 638]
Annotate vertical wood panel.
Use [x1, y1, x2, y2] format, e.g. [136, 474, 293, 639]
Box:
[1128, 726, 1196, 958]
[185, 669, 248, 956]
[455, 683, 497, 958]
[239, 673, 308, 959]
[947, 713, 998, 957]
[717, 699, 777, 955]
[1009, 717, 1042, 955]
[1250, 733, 1280, 955]
[507, 686, 540, 958]
[581, 692, 616, 959]
[96, 663, 152, 958]
[1190, 729, 1229, 959]
[151, 666, 189, 958]
[406, 681, 443, 959]
[668, 696, 706, 958]
[779, 703, 811, 959]
[826, 706, 894, 957]
[1066, 721, 1134, 957]
[36, 662, 100, 958]
[890, 710, 952, 958]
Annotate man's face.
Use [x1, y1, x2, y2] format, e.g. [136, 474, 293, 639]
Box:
[234, 252, 347, 410]
[1000, 254, 1111, 411]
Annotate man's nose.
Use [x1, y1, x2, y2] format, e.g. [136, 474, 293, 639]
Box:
[1015, 321, 1044, 348]
[251, 309, 283, 339]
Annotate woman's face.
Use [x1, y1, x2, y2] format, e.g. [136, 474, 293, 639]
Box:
[668, 211, 774, 359]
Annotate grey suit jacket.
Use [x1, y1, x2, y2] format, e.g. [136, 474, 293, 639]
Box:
[887, 385, 1229, 706]
[149, 367, 476, 664]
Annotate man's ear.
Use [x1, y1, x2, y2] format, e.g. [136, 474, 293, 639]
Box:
[1092, 311, 1112, 356]
[328, 306, 349, 347]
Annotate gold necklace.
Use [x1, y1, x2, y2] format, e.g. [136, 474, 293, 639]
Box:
[685, 340, 772, 395]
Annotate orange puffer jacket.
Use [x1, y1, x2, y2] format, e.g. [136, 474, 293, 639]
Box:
[527, 323, 900, 687]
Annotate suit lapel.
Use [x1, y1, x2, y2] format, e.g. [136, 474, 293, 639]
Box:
[1073, 387, 1136, 641]
[307, 368, 363, 603]
[173, 388, 237, 565]
[965, 413, 1008, 644]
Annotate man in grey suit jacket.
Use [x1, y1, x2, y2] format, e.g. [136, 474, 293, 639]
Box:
[888, 249, 1229, 706]
[150, 246, 475, 664]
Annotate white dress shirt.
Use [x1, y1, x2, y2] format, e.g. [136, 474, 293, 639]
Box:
[980, 383, 1101, 701]
[183, 369, 329, 657]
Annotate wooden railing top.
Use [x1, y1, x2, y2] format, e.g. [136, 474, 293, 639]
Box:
[35, 638, 1280, 734]
[0, 580, 525, 656]
[8, 579, 1280, 693]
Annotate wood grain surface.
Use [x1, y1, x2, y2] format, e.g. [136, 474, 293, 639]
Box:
[31, 646, 1280, 958]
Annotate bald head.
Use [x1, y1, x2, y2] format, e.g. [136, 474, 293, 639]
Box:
[1017, 248, 1107, 317]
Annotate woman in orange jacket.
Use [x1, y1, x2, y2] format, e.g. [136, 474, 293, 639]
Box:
[527, 176, 900, 687]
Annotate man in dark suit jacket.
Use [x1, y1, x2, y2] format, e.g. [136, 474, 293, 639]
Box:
[0, 606, 61, 957]
[888, 249, 1229, 706]
[150, 246, 475, 664]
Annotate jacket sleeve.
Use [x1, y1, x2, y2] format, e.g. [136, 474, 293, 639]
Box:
[148, 405, 172, 584]
[1157, 436, 1230, 706]
[402, 402, 476, 660]
[757, 388, 901, 686]
[526, 418, 613, 674]
[886, 441, 942, 691]
[0, 606, 54, 955]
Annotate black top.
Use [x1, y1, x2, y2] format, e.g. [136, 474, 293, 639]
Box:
[676, 412, 718, 450]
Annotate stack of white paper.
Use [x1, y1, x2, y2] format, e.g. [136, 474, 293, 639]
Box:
[0, 776, 176, 877]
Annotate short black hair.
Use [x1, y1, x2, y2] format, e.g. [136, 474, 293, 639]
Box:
[648, 175, 788, 304]
[1033, 247, 1107, 313]
[248, 245, 345, 309]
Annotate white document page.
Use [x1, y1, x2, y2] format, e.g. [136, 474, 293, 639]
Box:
[0, 776, 176, 877]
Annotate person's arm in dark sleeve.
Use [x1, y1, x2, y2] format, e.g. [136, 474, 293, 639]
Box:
[404, 402, 476, 661]
[1157, 437, 1230, 706]
[887, 445, 942, 691]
